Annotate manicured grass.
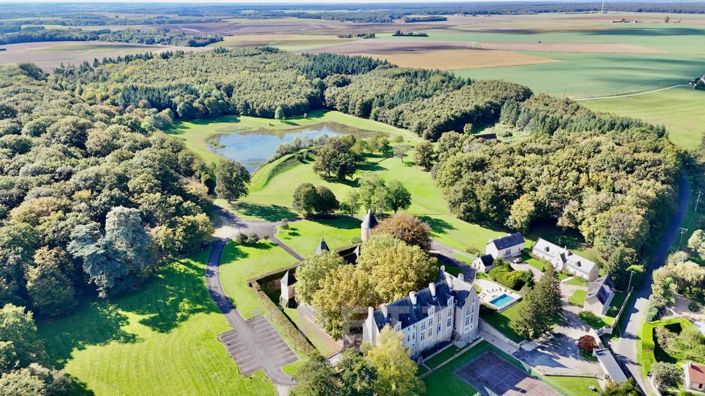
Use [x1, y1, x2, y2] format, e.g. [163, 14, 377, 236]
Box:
[282, 306, 340, 357]
[275, 217, 362, 258]
[583, 87, 705, 150]
[568, 290, 587, 306]
[219, 241, 298, 320]
[542, 375, 601, 396]
[37, 250, 275, 396]
[565, 277, 589, 287]
[579, 311, 614, 330]
[481, 301, 526, 343]
[525, 257, 548, 272]
[606, 291, 628, 318]
[424, 346, 461, 369]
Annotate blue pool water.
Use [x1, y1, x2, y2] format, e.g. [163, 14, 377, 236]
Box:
[489, 293, 515, 309]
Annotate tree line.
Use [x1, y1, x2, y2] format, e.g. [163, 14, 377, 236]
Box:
[0, 26, 222, 47]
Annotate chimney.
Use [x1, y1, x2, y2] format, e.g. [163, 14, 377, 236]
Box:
[381, 304, 389, 318]
[368, 306, 374, 319]
[429, 283, 436, 297]
[409, 291, 417, 305]
[440, 265, 446, 273]
[458, 273, 464, 282]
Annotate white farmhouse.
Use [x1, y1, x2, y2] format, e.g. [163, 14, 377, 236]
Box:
[532, 238, 598, 281]
[485, 233, 525, 260]
[362, 268, 480, 359]
[584, 275, 616, 315]
[471, 254, 494, 273]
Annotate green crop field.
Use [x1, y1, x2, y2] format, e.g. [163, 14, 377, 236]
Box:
[37, 250, 275, 396]
[582, 86, 705, 149]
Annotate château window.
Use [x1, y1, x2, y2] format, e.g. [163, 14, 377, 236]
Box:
[420, 333, 425, 341]
[437, 324, 441, 333]
[447, 318, 452, 327]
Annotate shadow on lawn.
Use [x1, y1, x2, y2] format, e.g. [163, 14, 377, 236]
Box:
[39, 249, 221, 368]
[235, 202, 297, 222]
[419, 215, 456, 235]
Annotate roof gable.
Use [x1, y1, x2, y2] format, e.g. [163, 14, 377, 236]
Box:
[490, 232, 524, 250]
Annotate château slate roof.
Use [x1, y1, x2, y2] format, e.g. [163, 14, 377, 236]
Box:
[362, 210, 378, 229]
[371, 278, 472, 331]
[315, 238, 330, 255]
[489, 232, 524, 250]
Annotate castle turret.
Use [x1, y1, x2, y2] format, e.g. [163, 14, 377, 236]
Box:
[361, 210, 378, 242]
[280, 270, 297, 308]
[315, 237, 330, 255]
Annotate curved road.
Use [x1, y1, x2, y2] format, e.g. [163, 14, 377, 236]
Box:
[611, 174, 690, 394]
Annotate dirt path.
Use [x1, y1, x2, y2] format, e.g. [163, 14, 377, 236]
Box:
[575, 84, 689, 101]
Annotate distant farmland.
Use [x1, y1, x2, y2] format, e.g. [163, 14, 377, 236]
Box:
[0, 41, 196, 71]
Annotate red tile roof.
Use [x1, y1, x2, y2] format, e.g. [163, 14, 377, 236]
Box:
[688, 362, 705, 384]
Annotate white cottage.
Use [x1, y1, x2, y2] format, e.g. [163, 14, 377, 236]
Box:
[584, 275, 616, 315]
[485, 233, 525, 260]
[532, 238, 598, 281]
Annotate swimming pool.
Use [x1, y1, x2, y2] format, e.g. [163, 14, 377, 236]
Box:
[489, 293, 516, 310]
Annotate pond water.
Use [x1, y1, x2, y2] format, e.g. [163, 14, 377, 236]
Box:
[213, 123, 366, 172]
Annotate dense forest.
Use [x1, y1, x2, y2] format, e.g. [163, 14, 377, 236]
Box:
[0, 26, 222, 47]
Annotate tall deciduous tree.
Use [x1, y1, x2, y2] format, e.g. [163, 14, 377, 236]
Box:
[313, 138, 356, 180]
[338, 349, 377, 396]
[385, 181, 411, 213]
[414, 141, 435, 171]
[25, 247, 76, 317]
[604, 245, 637, 289]
[215, 159, 250, 202]
[295, 252, 345, 304]
[373, 213, 431, 250]
[364, 326, 424, 396]
[313, 265, 377, 340]
[688, 229, 705, 259]
[0, 304, 45, 374]
[292, 183, 319, 216]
[290, 355, 339, 396]
[356, 235, 437, 302]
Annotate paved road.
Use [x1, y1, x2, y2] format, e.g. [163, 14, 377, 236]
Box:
[611, 174, 690, 394]
[206, 239, 296, 386]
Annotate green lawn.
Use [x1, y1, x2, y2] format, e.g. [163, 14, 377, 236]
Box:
[423, 346, 461, 369]
[606, 291, 628, 318]
[481, 301, 526, 343]
[579, 311, 614, 330]
[542, 375, 601, 396]
[275, 217, 362, 258]
[37, 250, 275, 396]
[568, 290, 587, 306]
[282, 306, 340, 358]
[219, 241, 298, 319]
[565, 277, 589, 287]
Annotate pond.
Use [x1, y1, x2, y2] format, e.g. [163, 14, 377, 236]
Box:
[212, 123, 372, 172]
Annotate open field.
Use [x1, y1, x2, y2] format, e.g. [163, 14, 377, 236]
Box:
[37, 250, 275, 396]
[0, 41, 195, 71]
[583, 86, 705, 149]
[354, 48, 558, 70]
